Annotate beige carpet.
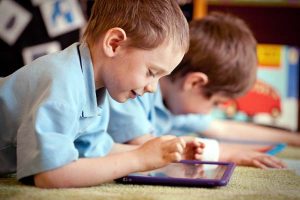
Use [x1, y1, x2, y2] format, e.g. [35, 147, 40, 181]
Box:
[1, 146, 300, 200]
[277, 146, 300, 159]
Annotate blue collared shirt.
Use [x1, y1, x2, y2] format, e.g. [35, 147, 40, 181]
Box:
[0, 43, 113, 179]
[108, 87, 212, 143]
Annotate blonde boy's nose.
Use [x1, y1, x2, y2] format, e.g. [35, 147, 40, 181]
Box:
[145, 82, 158, 93]
[145, 85, 154, 93]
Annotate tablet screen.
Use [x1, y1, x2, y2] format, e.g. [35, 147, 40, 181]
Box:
[130, 162, 227, 180]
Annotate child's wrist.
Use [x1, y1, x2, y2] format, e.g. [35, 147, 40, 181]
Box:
[288, 134, 300, 146]
[131, 148, 149, 172]
[123, 149, 144, 172]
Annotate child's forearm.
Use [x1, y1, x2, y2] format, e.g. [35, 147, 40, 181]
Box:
[218, 143, 255, 162]
[109, 143, 140, 154]
[34, 149, 144, 188]
[204, 120, 300, 146]
[34, 136, 187, 188]
[218, 143, 238, 162]
[127, 134, 155, 145]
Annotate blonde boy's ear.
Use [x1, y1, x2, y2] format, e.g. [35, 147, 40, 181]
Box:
[183, 72, 208, 91]
[103, 27, 127, 57]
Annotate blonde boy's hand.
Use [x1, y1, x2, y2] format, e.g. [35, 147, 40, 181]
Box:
[136, 135, 186, 171]
[180, 136, 205, 160]
[232, 150, 286, 169]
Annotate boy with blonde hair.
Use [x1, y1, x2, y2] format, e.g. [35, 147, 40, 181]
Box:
[0, 0, 204, 188]
[108, 12, 289, 169]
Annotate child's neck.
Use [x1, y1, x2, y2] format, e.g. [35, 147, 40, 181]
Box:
[159, 78, 171, 110]
[88, 42, 104, 90]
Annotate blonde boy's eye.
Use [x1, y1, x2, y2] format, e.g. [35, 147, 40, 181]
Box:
[147, 69, 155, 78]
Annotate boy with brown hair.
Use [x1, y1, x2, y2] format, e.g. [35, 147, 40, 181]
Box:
[0, 0, 204, 188]
[108, 12, 291, 168]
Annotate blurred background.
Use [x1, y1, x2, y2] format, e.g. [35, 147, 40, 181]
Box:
[0, 0, 299, 131]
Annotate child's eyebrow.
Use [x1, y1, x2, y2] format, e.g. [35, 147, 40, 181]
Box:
[150, 64, 169, 76]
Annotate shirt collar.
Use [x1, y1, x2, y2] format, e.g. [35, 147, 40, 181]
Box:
[78, 42, 106, 117]
[155, 85, 171, 115]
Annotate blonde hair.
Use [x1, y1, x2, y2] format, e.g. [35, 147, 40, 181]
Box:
[83, 0, 189, 52]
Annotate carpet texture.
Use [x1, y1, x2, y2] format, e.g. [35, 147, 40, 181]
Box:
[1, 146, 300, 200]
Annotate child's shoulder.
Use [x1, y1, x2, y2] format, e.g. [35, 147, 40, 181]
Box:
[6, 43, 84, 94]
[35, 43, 79, 69]
[26, 43, 81, 78]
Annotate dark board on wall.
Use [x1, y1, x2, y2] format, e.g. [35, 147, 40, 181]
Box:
[208, 5, 300, 48]
[0, 0, 81, 77]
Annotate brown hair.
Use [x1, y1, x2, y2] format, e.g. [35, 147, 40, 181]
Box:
[83, 0, 189, 52]
[170, 12, 257, 98]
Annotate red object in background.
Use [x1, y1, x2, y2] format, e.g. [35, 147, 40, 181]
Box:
[222, 80, 281, 118]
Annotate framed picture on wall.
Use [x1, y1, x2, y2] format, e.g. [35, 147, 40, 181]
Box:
[213, 44, 299, 131]
[22, 41, 61, 65]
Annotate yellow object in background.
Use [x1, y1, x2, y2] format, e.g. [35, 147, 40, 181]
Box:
[193, 0, 207, 19]
[257, 44, 282, 68]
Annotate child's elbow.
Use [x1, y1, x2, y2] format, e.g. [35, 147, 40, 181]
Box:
[34, 172, 72, 188]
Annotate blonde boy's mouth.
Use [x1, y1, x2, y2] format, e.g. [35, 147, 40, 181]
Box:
[132, 90, 143, 97]
[130, 90, 137, 99]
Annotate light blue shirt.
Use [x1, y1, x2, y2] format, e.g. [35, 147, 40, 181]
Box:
[0, 43, 113, 180]
[108, 87, 212, 143]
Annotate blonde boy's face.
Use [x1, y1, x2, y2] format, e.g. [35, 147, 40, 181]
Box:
[104, 42, 184, 103]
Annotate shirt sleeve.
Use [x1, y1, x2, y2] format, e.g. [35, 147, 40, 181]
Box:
[17, 99, 114, 180]
[108, 95, 154, 143]
[170, 114, 213, 136]
[74, 131, 113, 158]
[74, 100, 114, 158]
[17, 101, 81, 180]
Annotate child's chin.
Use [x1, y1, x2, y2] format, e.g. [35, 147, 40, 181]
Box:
[114, 96, 128, 103]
